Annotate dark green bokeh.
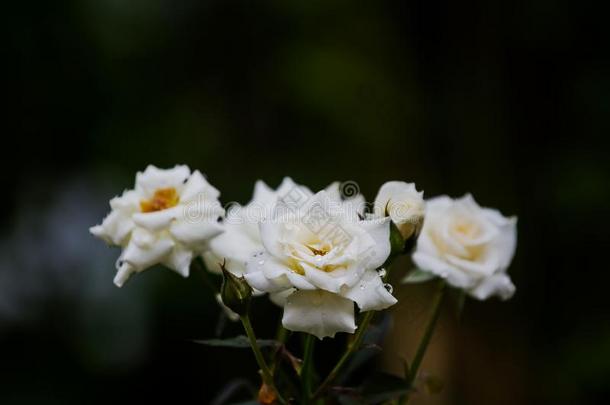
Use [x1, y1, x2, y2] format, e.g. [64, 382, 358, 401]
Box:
[3, 1, 608, 404]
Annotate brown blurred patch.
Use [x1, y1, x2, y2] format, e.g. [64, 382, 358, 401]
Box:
[382, 281, 530, 405]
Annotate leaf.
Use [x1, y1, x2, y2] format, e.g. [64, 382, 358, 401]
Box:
[192, 335, 280, 349]
[360, 372, 410, 404]
[402, 268, 435, 284]
[336, 313, 392, 385]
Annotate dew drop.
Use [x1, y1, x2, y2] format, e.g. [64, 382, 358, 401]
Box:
[257, 259, 265, 266]
[377, 268, 387, 277]
[359, 283, 366, 290]
[383, 283, 393, 294]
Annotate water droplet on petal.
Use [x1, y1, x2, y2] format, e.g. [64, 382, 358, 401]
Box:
[257, 259, 265, 266]
[383, 283, 393, 294]
[377, 268, 387, 277]
[359, 283, 366, 290]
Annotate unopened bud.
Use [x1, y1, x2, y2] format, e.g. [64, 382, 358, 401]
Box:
[220, 261, 252, 316]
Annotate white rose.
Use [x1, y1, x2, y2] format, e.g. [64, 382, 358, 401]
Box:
[244, 189, 396, 339]
[202, 177, 312, 277]
[374, 181, 425, 240]
[203, 179, 366, 277]
[411, 194, 517, 300]
[90, 165, 224, 287]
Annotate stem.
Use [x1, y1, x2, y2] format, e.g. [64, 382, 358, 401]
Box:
[301, 334, 316, 402]
[312, 310, 375, 399]
[400, 280, 446, 404]
[240, 314, 286, 404]
[275, 322, 289, 346]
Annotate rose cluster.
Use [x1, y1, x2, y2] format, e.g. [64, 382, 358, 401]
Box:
[91, 165, 517, 339]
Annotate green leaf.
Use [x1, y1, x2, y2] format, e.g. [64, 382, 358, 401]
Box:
[336, 313, 391, 385]
[193, 335, 280, 349]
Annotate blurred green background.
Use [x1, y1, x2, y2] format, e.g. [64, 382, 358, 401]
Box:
[3, 0, 608, 404]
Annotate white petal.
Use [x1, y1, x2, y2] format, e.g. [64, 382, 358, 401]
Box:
[275, 177, 313, 200]
[423, 195, 454, 213]
[269, 288, 295, 307]
[285, 272, 317, 290]
[357, 217, 392, 270]
[244, 270, 291, 292]
[202, 251, 225, 274]
[181, 170, 220, 201]
[484, 209, 517, 270]
[120, 237, 174, 274]
[251, 180, 276, 206]
[170, 219, 223, 250]
[261, 256, 293, 279]
[114, 261, 136, 287]
[109, 189, 141, 211]
[445, 254, 498, 277]
[342, 194, 366, 219]
[412, 251, 476, 289]
[90, 210, 134, 246]
[323, 181, 342, 201]
[244, 254, 292, 292]
[162, 244, 193, 277]
[301, 262, 343, 293]
[130, 227, 157, 247]
[468, 273, 515, 300]
[259, 219, 285, 258]
[341, 270, 397, 311]
[282, 290, 356, 339]
[132, 206, 183, 231]
[135, 165, 190, 195]
[214, 228, 263, 263]
[374, 181, 423, 215]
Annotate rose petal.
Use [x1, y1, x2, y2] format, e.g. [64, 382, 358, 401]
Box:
[341, 269, 397, 311]
[282, 290, 356, 339]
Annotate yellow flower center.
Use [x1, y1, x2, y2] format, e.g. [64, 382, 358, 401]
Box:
[140, 187, 180, 213]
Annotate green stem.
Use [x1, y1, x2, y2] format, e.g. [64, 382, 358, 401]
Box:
[240, 314, 286, 404]
[275, 322, 289, 345]
[312, 310, 375, 399]
[400, 280, 446, 404]
[301, 334, 316, 402]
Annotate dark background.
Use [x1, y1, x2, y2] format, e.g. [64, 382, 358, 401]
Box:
[3, 1, 608, 404]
